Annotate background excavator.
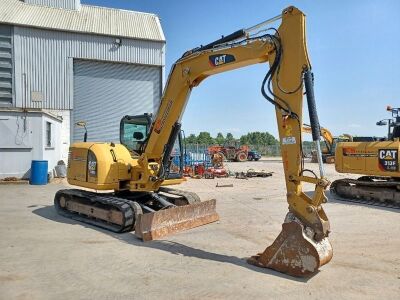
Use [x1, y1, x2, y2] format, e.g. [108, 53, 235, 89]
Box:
[302, 124, 352, 163]
[55, 6, 332, 277]
[331, 106, 400, 208]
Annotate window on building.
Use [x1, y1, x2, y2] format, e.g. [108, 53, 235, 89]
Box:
[0, 25, 13, 106]
[46, 122, 52, 147]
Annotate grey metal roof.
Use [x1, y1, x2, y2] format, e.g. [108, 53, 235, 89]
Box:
[0, 0, 165, 42]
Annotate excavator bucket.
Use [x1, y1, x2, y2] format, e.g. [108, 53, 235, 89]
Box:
[248, 213, 333, 277]
[135, 199, 219, 241]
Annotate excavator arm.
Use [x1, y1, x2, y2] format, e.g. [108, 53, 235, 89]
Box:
[135, 6, 332, 276]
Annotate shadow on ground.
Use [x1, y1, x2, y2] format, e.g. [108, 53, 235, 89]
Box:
[32, 205, 314, 282]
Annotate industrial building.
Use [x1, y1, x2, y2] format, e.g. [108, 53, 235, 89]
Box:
[0, 0, 165, 179]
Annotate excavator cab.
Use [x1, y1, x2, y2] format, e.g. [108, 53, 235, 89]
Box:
[376, 107, 400, 140]
[120, 114, 184, 179]
[388, 107, 400, 139]
[120, 114, 152, 155]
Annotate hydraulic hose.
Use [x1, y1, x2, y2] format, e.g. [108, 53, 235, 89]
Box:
[304, 69, 325, 177]
[159, 122, 182, 179]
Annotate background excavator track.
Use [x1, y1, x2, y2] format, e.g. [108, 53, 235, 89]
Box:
[330, 177, 400, 209]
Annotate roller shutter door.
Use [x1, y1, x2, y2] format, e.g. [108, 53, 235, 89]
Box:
[73, 60, 161, 142]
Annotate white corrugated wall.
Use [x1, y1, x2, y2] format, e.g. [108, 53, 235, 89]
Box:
[2, 0, 165, 41]
[13, 26, 165, 110]
[24, 0, 80, 10]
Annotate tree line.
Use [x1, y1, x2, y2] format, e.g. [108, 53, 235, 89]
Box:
[185, 131, 279, 146]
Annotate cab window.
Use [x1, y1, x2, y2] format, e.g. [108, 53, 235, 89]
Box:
[120, 115, 151, 154]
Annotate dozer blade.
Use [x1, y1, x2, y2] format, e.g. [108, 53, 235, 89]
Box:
[135, 199, 219, 241]
[248, 213, 333, 277]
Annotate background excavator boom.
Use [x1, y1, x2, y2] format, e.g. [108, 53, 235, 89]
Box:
[303, 124, 334, 152]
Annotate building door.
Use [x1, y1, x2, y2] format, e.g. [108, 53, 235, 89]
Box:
[72, 60, 161, 143]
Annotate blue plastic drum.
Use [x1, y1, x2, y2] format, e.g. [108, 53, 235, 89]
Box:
[30, 160, 48, 185]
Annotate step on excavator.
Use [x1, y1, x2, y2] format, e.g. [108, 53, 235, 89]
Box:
[331, 106, 400, 208]
[55, 6, 332, 277]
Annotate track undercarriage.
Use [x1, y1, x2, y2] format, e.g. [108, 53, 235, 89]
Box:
[330, 176, 400, 209]
[54, 187, 219, 240]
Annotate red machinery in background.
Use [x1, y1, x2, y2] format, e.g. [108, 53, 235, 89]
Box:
[208, 143, 249, 162]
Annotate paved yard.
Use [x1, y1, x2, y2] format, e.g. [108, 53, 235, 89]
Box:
[0, 159, 399, 299]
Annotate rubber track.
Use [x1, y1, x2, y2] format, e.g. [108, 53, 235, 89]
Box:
[158, 187, 201, 204]
[330, 179, 400, 210]
[54, 189, 136, 233]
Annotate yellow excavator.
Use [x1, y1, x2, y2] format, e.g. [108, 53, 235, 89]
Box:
[55, 6, 332, 277]
[302, 124, 352, 163]
[331, 106, 400, 207]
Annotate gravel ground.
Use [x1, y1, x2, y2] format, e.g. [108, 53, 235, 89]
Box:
[0, 158, 399, 299]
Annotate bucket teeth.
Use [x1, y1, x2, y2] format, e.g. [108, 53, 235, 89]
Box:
[248, 213, 333, 277]
[135, 199, 219, 241]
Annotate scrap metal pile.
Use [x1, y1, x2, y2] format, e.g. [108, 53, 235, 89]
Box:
[183, 164, 272, 180]
[236, 169, 273, 179]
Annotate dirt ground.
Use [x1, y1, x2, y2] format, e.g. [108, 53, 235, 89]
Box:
[0, 158, 399, 299]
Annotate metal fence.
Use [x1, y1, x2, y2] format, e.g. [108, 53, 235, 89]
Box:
[183, 143, 316, 161]
[246, 143, 315, 157]
[184, 144, 212, 166]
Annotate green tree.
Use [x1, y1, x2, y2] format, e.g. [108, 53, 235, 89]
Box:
[197, 132, 214, 145]
[215, 132, 225, 145]
[185, 134, 197, 144]
[240, 135, 249, 145]
[264, 132, 278, 145]
[239, 131, 278, 146]
[225, 132, 235, 144]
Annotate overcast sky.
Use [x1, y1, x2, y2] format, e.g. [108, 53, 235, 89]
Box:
[84, 0, 400, 139]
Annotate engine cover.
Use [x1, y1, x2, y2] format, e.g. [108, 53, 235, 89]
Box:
[335, 141, 400, 177]
[67, 142, 133, 190]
